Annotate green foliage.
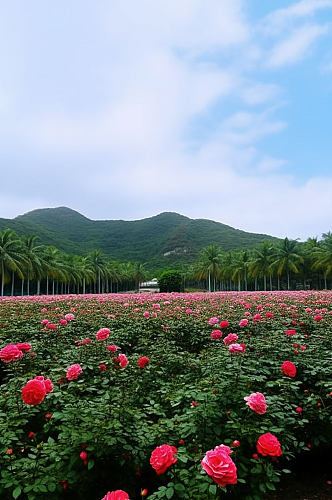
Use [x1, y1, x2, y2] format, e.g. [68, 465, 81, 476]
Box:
[158, 270, 183, 292]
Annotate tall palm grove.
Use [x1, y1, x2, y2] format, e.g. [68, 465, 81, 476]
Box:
[0, 228, 332, 296]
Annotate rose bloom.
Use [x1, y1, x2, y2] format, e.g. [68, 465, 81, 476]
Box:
[138, 356, 150, 368]
[285, 329, 296, 336]
[101, 491, 129, 500]
[223, 333, 238, 345]
[244, 392, 267, 415]
[314, 315, 323, 322]
[66, 363, 83, 381]
[64, 313, 75, 321]
[211, 330, 222, 339]
[99, 364, 107, 371]
[281, 361, 297, 377]
[150, 444, 178, 475]
[106, 345, 118, 352]
[239, 319, 248, 327]
[96, 328, 110, 341]
[59, 319, 68, 325]
[46, 323, 57, 330]
[16, 343, 32, 352]
[34, 376, 54, 394]
[257, 433, 282, 457]
[228, 343, 245, 353]
[219, 320, 229, 328]
[82, 338, 91, 345]
[22, 379, 47, 405]
[118, 353, 128, 369]
[0, 344, 24, 363]
[41, 319, 49, 325]
[201, 444, 237, 487]
[208, 317, 219, 325]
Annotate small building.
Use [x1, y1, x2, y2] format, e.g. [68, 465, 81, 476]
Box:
[139, 278, 160, 293]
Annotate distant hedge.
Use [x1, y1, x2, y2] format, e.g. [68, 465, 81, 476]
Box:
[158, 270, 183, 292]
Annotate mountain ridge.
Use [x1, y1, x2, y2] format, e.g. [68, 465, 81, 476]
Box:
[0, 207, 279, 270]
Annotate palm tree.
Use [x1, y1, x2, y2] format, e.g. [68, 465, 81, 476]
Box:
[312, 233, 332, 289]
[0, 229, 26, 296]
[87, 250, 108, 294]
[132, 262, 148, 291]
[270, 238, 304, 290]
[21, 235, 48, 295]
[231, 250, 250, 291]
[197, 244, 223, 292]
[249, 240, 274, 291]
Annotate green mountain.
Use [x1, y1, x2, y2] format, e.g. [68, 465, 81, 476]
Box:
[0, 207, 279, 269]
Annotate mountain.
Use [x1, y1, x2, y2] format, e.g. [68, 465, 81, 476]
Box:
[0, 207, 279, 270]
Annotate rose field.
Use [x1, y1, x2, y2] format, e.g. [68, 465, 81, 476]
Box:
[0, 291, 332, 500]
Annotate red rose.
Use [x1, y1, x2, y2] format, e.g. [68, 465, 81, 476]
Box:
[219, 320, 229, 328]
[137, 356, 150, 368]
[0, 344, 24, 363]
[22, 379, 46, 405]
[285, 329, 296, 336]
[201, 444, 237, 487]
[210, 330, 222, 339]
[257, 433, 282, 457]
[281, 361, 296, 377]
[101, 491, 129, 500]
[150, 444, 177, 475]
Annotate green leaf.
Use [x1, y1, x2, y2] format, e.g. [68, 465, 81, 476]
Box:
[209, 484, 217, 495]
[87, 459, 95, 470]
[166, 487, 174, 499]
[12, 487, 22, 499]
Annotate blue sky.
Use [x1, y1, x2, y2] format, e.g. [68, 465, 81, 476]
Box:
[0, 0, 332, 240]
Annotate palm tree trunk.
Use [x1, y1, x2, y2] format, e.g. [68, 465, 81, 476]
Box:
[83, 278, 86, 294]
[287, 272, 290, 290]
[21, 278, 24, 296]
[37, 280, 40, 295]
[277, 275, 280, 290]
[98, 271, 101, 294]
[269, 275, 272, 291]
[27, 271, 30, 295]
[46, 276, 49, 295]
[11, 271, 15, 296]
[264, 275, 267, 291]
[324, 276, 327, 289]
[1, 261, 5, 296]
[208, 271, 211, 292]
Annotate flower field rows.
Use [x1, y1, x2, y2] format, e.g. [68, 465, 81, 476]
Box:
[0, 291, 332, 499]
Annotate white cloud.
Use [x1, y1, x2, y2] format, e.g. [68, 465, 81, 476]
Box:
[262, 0, 332, 35]
[267, 24, 330, 68]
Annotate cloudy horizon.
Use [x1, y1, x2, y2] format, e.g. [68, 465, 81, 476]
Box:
[1, 0, 332, 241]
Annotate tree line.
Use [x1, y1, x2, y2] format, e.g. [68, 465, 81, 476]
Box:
[0, 228, 331, 296]
[190, 234, 332, 292]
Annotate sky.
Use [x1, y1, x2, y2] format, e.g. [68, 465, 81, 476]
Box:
[0, 0, 332, 240]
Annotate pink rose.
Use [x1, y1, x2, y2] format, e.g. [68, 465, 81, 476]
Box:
[228, 343, 245, 353]
[96, 328, 110, 341]
[101, 491, 129, 500]
[150, 444, 177, 475]
[118, 353, 128, 369]
[201, 444, 237, 487]
[208, 317, 219, 325]
[0, 344, 24, 363]
[66, 364, 83, 381]
[223, 333, 238, 345]
[257, 433, 282, 457]
[106, 345, 118, 352]
[239, 319, 248, 327]
[244, 392, 267, 415]
[64, 313, 75, 321]
[16, 342, 32, 352]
